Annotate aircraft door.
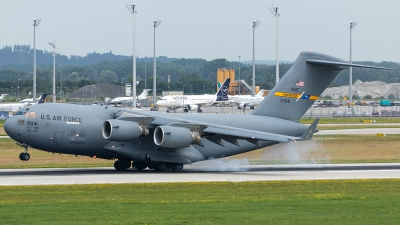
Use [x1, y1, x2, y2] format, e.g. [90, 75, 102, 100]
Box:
[53, 132, 64, 146]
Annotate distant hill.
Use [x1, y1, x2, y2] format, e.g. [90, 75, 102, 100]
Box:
[0, 45, 178, 70]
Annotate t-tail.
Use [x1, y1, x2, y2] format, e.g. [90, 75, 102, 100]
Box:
[252, 51, 390, 121]
[215, 78, 230, 102]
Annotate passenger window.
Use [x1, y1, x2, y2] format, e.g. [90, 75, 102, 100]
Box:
[24, 112, 29, 118]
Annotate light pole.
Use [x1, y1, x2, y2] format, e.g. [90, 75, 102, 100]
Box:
[183, 85, 185, 110]
[191, 84, 193, 95]
[349, 21, 357, 112]
[238, 55, 241, 95]
[144, 56, 147, 89]
[203, 85, 205, 95]
[122, 78, 124, 96]
[126, 3, 137, 109]
[48, 41, 56, 103]
[60, 55, 63, 101]
[18, 79, 20, 99]
[397, 78, 399, 113]
[269, 5, 280, 84]
[152, 19, 161, 110]
[85, 77, 88, 99]
[252, 20, 260, 97]
[340, 77, 342, 102]
[33, 19, 41, 103]
[213, 83, 215, 93]
[11, 87, 13, 96]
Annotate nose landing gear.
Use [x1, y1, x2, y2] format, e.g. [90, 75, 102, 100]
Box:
[16, 142, 30, 161]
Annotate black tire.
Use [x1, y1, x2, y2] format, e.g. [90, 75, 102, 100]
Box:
[197, 109, 202, 113]
[114, 161, 123, 171]
[133, 162, 146, 171]
[250, 106, 254, 109]
[171, 163, 183, 171]
[19, 153, 30, 161]
[155, 162, 168, 171]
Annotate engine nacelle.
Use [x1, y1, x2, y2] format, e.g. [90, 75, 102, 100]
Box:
[238, 103, 247, 109]
[188, 105, 198, 111]
[102, 119, 149, 141]
[153, 126, 201, 148]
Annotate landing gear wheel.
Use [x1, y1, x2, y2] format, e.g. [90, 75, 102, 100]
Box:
[171, 163, 183, 171]
[184, 109, 189, 113]
[114, 161, 123, 171]
[250, 106, 254, 109]
[154, 162, 169, 171]
[19, 153, 30, 161]
[114, 160, 130, 171]
[133, 162, 147, 171]
[197, 109, 202, 113]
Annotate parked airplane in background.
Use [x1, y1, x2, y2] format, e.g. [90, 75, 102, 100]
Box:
[229, 89, 267, 109]
[156, 78, 230, 113]
[19, 93, 48, 104]
[109, 89, 152, 107]
[0, 94, 8, 102]
[4, 52, 389, 171]
[0, 93, 48, 114]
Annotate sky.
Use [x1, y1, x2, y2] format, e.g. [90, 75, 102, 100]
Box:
[1, 0, 399, 62]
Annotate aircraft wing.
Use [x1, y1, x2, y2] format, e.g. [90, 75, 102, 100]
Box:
[146, 113, 318, 145]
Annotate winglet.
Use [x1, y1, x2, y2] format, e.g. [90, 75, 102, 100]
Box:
[300, 118, 319, 140]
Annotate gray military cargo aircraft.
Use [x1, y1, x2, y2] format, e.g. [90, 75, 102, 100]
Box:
[4, 51, 389, 171]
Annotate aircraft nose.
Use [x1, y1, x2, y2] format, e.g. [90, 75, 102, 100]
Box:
[4, 117, 14, 137]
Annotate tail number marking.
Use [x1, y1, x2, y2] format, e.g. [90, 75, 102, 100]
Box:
[280, 98, 290, 103]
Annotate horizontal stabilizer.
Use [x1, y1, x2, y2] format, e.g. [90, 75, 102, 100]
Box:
[306, 59, 392, 70]
[299, 118, 319, 140]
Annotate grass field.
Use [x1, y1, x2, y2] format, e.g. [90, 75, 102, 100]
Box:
[0, 180, 399, 224]
[1, 134, 400, 169]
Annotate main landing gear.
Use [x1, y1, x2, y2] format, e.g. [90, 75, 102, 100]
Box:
[115, 159, 184, 172]
[16, 142, 30, 161]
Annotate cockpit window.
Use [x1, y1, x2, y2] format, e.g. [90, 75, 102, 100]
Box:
[22, 111, 36, 118]
[29, 112, 36, 119]
[15, 111, 25, 115]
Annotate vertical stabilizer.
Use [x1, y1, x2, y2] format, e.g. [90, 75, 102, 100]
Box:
[252, 51, 389, 120]
[215, 78, 230, 101]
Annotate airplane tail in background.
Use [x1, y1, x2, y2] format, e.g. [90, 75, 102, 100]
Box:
[37, 93, 48, 104]
[256, 89, 267, 97]
[137, 89, 152, 100]
[252, 51, 390, 121]
[0, 94, 8, 102]
[215, 78, 230, 102]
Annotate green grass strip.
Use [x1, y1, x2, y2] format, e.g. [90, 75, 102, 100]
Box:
[0, 179, 399, 224]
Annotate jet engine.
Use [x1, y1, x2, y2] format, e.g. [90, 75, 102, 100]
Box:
[238, 103, 247, 109]
[102, 119, 149, 141]
[187, 105, 198, 111]
[153, 126, 201, 148]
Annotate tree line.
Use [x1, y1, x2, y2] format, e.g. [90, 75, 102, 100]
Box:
[0, 45, 400, 100]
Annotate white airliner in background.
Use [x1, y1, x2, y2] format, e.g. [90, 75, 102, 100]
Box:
[109, 89, 152, 107]
[229, 89, 267, 109]
[19, 94, 47, 103]
[0, 93, 48, 113]
[156, 78, 230, 113]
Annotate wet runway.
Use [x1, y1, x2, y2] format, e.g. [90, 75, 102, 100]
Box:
[1, 163, 399, 186]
